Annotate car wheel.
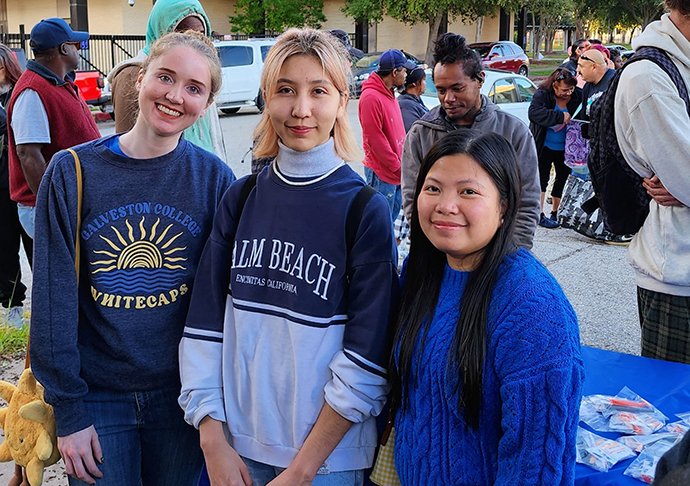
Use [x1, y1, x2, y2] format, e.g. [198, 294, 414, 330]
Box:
[256, 90, 265, 113]
[220, 108, 241, 115]
[518, 65, 529, 76]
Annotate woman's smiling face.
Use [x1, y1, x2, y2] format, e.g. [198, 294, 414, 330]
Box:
[267, 54, 346, 152]
[417, 153, 505, 271]
[136, 45, 212, 138]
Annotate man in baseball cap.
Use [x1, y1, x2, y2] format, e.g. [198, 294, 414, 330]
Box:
[377, 49, 417, 73]
[6, 17, 99, 241]
[30, 17, 89, 52]
[358, 48, 418, 223]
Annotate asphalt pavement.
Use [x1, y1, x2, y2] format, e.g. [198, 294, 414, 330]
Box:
[19, 100, 641, 356]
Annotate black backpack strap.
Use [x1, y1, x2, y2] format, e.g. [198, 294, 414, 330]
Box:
[345, 185, 378, 254]
[235, 173, 258, 224]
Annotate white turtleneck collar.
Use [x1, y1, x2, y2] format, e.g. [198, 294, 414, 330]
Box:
[274, 138, 344, 183]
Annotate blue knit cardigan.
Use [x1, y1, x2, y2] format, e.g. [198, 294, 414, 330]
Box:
[395, 249, 584, 485]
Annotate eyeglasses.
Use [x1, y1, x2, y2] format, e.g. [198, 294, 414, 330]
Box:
[64, 41, 82, 49]
[579, 54, 596, 64]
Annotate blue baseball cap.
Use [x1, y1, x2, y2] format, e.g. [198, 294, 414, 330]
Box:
[30, 18, 89, 52]
[378, 49, 416, 72]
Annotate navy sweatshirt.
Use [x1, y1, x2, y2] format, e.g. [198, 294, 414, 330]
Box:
[30, 135, 235, 436]
[180, 139, 400, 471]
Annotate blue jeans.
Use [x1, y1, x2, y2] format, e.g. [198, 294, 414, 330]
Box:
[16, 203, 35, 239]
[241, 457, 364, 486]
[364, 167, 400, 222]
[68, 386, 203, 486]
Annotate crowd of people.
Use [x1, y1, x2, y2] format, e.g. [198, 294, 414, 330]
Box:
[1, 0, 689, 485]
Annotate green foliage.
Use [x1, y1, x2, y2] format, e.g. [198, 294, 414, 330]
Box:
[229, 0, 327, 34]
[0, 323, 29, 359]
[342, 0, 520, 27]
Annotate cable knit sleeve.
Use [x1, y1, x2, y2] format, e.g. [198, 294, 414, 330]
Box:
[492, 262, 584, 486]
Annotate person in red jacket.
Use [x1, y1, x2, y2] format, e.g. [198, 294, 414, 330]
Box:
[358, 49, 415, 221]
[7, 18, 100, 239]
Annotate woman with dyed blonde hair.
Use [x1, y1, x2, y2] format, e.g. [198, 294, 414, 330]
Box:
[180, 28, 399, 486]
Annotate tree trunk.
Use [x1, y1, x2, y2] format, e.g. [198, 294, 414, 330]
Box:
[425, 12, 444, 66]
[475, 16, 485, 43]
[576, 19, 584, 40]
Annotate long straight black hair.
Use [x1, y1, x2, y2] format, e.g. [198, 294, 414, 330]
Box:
[391, 130, 522, 429]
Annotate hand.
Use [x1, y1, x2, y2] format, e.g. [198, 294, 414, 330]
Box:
[266, 467, 313, 486]
[57, 425, 104, 485]
[643, 175, 682, 206]
[8, 465, 29, 486]
[563, 112, 572, 125]
[200, 417, 252, 486]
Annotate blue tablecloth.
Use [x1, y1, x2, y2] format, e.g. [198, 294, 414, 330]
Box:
[576, 346, 690, 485]
[198, 346, 690, 486]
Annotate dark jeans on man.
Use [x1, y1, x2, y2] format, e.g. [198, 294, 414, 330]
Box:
[0, 186, 31, 308]
[67, 385, 204, 486]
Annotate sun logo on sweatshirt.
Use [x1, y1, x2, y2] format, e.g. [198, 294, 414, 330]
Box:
[90, 217, 187, 294]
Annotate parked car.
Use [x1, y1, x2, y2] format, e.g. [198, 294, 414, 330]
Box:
[604, 44, 627, 53]
[468, 41, 530, 76]
[75, 71, 110, 110]
[621, 50, 635, 62]
[213, 39, 276, 114]
[351, 51, 425, 97]
[420, 69, 537, 126]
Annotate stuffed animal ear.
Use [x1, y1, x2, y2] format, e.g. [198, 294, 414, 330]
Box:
[17, 369, 37, 395]
[0, 440, 12, 461]
[19, 400, 48, 424]
[35, 429, 53, 461]
[26, 456, 45, 486]
[0, 380, 16, 404]
[0, 406, 7, 429]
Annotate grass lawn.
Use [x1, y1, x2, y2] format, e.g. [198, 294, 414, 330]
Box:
[529, 58, 568, 77]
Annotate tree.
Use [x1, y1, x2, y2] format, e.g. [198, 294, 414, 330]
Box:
[229, 0, 327, 35]
[342, 0, 521, 64]
[529, 0, 575, 56]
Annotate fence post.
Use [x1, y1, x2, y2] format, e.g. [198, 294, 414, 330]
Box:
[111, 35, 115, 73]
[19, 24, 25, 53]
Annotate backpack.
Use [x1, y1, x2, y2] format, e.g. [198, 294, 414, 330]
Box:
[586, 46, 690, 236]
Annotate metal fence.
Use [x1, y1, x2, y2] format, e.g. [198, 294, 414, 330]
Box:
[0, 33, 147, 76]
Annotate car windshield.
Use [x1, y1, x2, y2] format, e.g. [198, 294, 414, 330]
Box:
[354, 54, 381, 68]
[471, 45, 492, 58]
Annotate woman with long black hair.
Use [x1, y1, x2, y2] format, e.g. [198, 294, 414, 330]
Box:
[391, 130, 584, 485]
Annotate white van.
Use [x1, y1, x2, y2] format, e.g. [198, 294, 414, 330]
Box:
[214, 39, 276, 114]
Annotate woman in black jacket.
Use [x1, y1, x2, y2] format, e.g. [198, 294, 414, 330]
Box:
[528, 67, 582, 228]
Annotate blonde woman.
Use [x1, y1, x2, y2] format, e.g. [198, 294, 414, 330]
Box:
[31, 32, 235, 486]
[180, 28, 399, 486]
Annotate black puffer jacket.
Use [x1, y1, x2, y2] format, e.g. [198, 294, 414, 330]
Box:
[528, 87, 583, 157]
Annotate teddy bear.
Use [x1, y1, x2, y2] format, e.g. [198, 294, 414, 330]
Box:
[0, 368, 60, 486]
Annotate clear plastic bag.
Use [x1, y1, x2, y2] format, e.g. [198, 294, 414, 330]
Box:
[576, 427, 636, 472]
[662, 420, 690, 436]
[623, 436, 681, 483]
[580, 395, 619, 432]
[676, 411, 690, 425]
[603, 388, 667, 435]
[617, 433, 678, 453]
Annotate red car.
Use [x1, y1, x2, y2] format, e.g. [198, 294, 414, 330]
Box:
[468, 41, 530, 76]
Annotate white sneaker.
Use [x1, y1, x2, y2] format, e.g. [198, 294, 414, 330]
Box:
[5, 306, 24, 328]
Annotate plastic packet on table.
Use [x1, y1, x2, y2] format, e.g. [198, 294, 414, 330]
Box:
[623, 436, 681, 484]
[608, 411, 666, 435]
[662, 420, 690, 435]
[617, 433, 679, 453]
[605, 387, 667, 435]
[580, 395, 619, 432]
[576, 427, 637, 472]
[676, 410, 690, 424]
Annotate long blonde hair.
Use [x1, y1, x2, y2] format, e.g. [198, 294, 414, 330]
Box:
[253, 28, 361, 161]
